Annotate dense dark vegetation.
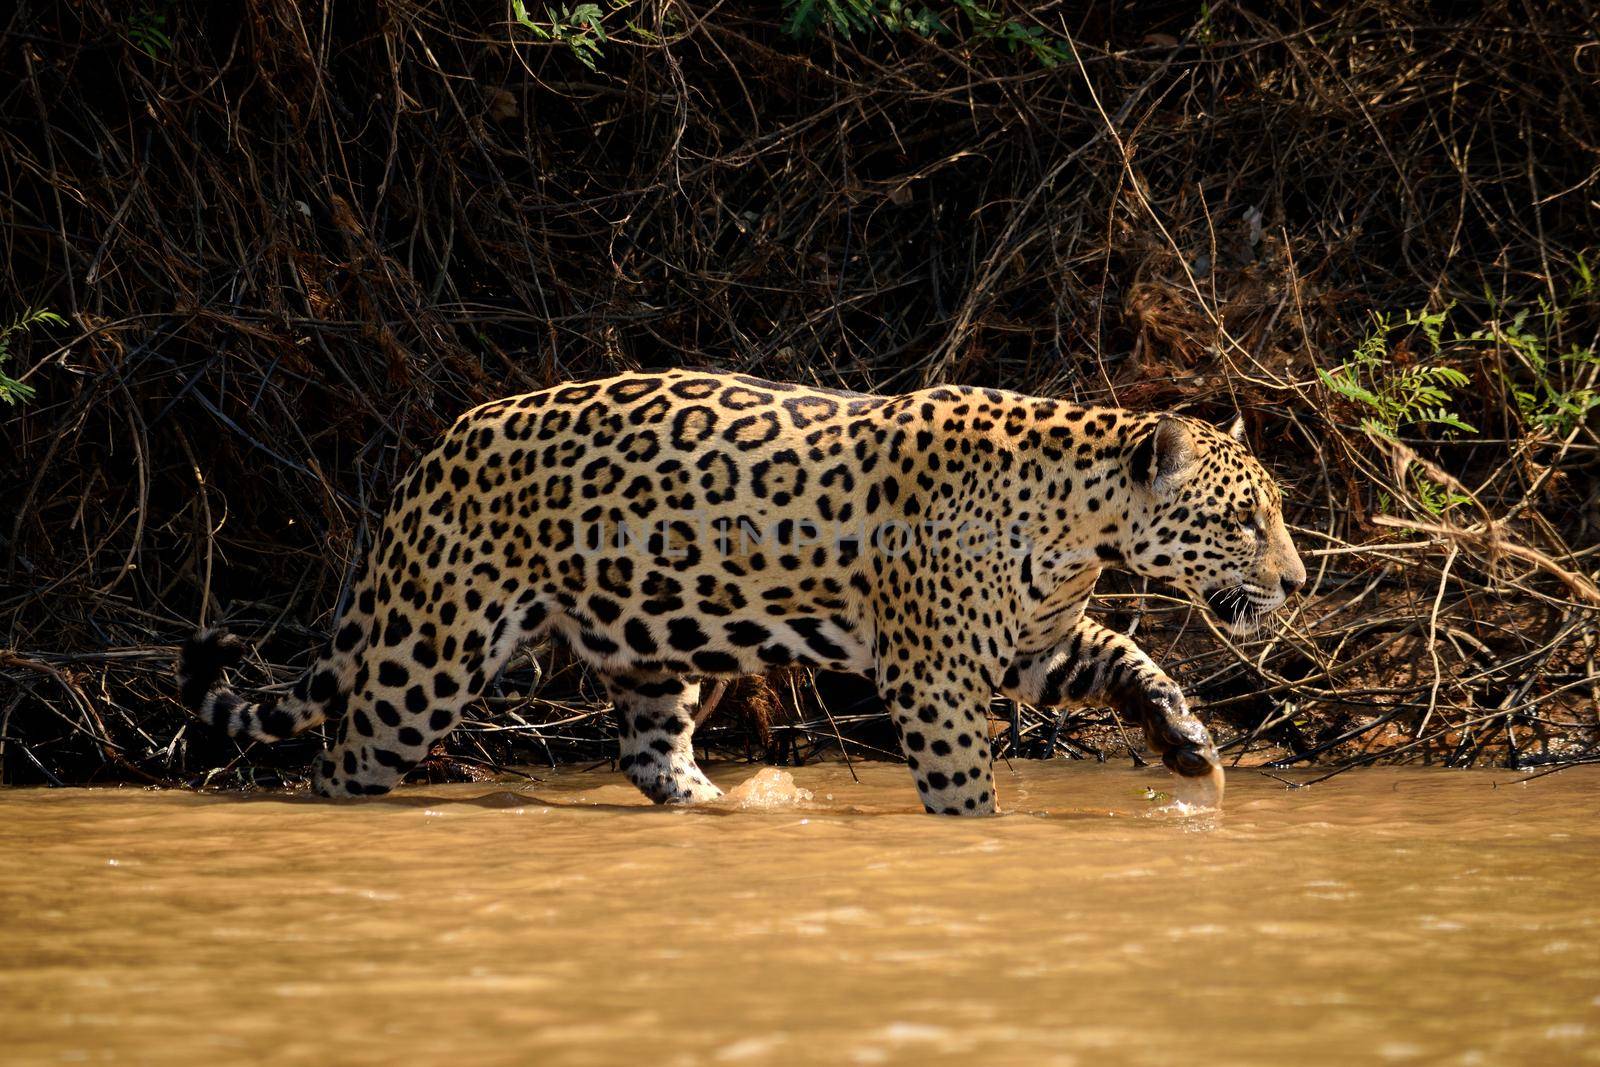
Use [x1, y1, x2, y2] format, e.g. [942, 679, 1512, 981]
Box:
[2, 0, 1597, 788]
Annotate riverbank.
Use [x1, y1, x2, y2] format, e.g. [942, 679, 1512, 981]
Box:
[2, 1, 1597, 785]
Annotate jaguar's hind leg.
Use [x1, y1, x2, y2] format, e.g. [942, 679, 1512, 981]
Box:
[600, 673, 722, 805]
[311, 648, 477, 797]
[311, 606, 534, 797]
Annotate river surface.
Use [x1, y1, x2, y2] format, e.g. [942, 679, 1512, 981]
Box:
[2, 763, 1597, 1066]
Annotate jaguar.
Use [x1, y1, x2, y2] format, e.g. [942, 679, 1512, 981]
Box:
[178, 370, 1304, 814]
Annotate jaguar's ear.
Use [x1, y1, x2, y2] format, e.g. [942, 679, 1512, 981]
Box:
[1227, 415, 1247, 444]
[1132, 418, 1197, 490]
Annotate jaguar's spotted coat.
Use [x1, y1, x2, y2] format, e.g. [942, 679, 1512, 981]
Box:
[178, 370, 1305, 814]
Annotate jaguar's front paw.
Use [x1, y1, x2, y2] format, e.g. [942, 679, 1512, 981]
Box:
[1133, 682, 1221, 779]
[1162, 743, 1220, 778]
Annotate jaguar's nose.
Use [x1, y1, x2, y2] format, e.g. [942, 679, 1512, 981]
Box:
[1280, 575, 1304, 598]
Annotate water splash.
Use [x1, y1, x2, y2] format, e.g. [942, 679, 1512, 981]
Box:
[1161, 764, 1226, 815]
[716, 768, 815, 811]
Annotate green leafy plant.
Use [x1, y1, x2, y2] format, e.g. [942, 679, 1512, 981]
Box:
[1411, 475, 1470, 517]
[1466, 301, 1600, 436]
[783, 0, 1071, 68]
[954, 0, 1070, 66]
[0, 308, 65, 406]
[1322, 287, 1600, 515]
[512, 1, 609, 70]
[1319, 307, 1476, 440]
[1573, 251, 1597, 302]
[128, 7, 174, 56]
[1319, 307, 1475, 514]
[784, 0, 936, 37]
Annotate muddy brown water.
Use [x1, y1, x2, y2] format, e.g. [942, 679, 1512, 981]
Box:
[2, 763, 1597, 1066]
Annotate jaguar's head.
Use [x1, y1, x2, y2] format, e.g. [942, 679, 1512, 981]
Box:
[1121, 415, 1306, 635]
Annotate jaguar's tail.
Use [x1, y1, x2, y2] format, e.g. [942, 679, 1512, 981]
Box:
[176, 628, 350, 742]
[177, 565, 375, 742]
